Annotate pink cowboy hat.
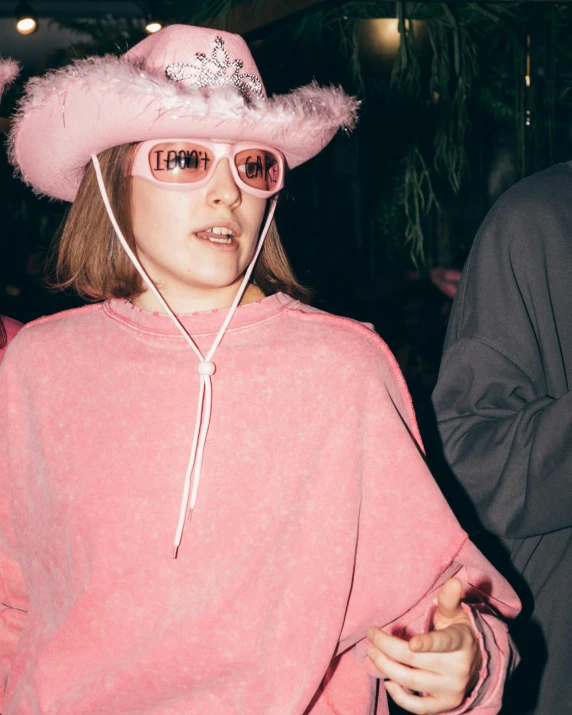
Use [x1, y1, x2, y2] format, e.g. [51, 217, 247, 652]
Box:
[7, 24, 359, 202]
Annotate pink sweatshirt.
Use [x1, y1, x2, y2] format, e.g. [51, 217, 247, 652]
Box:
[0, 318, 22, 363]
[0, 293, 519, 714]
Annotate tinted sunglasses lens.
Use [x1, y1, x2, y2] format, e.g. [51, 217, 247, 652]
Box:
[235, 149, 282, 193]
[148, 142, 214, 184]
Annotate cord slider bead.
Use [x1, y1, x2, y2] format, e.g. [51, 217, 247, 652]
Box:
[197, 360, 216, 376]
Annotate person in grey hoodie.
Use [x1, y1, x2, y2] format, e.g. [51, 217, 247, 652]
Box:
[432, 161, 572, 715]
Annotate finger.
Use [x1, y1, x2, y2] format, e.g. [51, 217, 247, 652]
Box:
[369, 626, 476, 678]
[368, 629, 419, 668]
[409, 626, 465, 654]
[368, 628, 451, 676]
[367, 646, 447, 695]
[435, 578, 464, 620]
[368, 627, 463, 666]
[384, 681, 457, 715]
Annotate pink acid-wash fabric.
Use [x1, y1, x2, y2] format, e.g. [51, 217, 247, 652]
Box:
[0, 317, 22, 363]
[0, 293, 519, 714]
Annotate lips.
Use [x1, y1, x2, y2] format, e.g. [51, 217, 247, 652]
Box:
[193, 220, 242, 242]
[195, 230, 233, 244]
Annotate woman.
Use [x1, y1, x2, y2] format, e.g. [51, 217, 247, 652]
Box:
[0, 26, 518, 714]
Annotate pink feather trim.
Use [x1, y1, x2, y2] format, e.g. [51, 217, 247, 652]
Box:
[10, 54, 358, 145]
[0, 59, 20, 100]
[8, 54, 359, 198]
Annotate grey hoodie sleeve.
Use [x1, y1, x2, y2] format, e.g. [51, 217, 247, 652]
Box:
[433, 163, 572, 540]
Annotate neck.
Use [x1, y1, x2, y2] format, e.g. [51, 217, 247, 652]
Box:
[129, 282, 266, 314]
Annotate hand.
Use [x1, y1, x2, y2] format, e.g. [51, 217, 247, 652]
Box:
[429, 267, 461, 299]
[367, 578, 482, 714]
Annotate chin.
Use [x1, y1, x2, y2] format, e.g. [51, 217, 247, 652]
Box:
[186, 268, 246, 288]
[184, 275, 243, 292]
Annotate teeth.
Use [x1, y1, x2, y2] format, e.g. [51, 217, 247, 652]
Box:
[212, 226, 234, 237]
[196, 226, 235, 244]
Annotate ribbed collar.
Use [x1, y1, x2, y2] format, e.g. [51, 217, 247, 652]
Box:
[103, 291, 295, 338]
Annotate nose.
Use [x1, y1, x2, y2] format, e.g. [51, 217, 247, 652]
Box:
[206, 158, 241, 209]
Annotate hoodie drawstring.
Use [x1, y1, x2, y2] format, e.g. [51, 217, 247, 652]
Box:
[92, 153, 278, 557]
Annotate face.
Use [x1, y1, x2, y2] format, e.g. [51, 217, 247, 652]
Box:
[130, 140, 268, 304]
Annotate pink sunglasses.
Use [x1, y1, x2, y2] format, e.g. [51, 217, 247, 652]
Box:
[129, 139, 285, 198]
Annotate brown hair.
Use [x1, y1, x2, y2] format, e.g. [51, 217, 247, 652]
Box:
[54, 144, 311, 303]
[0, 318, 6, 350]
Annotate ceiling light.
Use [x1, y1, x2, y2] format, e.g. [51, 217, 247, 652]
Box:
[145, 20, 162, 34]
[359, 18, 428, 77]
[144, 2, 162, 35]
[15, 1, 38, 35]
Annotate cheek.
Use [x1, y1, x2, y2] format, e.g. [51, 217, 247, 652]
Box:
[132, 183, 164, 242]
[131, 180, 197, 244]
[240, 195, 268, 240]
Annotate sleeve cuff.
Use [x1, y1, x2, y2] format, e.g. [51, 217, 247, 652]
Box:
[353, 601, 515, 714]
[442, 604, 490, 714]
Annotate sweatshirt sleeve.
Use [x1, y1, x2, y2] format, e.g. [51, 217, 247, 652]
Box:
[332, 338, 520, 715]
[432, 165, 572, 539]
[354, 540, 519, 715]
[433, 337, 572, 538]
[0, 358, 28, 708]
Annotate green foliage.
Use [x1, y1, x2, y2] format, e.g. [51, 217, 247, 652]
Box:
[304, 1, 572, 264]
[403, 147, 439, 265]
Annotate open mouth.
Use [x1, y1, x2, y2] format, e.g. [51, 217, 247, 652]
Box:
[195, 226, 235, 244]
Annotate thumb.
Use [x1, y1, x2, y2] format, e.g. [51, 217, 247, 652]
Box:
[434, 578, 465, 625]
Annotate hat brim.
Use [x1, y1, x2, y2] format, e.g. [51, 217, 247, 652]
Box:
[9, 55, 359, 202]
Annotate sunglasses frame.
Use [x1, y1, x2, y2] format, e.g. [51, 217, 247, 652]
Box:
[129, 138, 286, 198]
